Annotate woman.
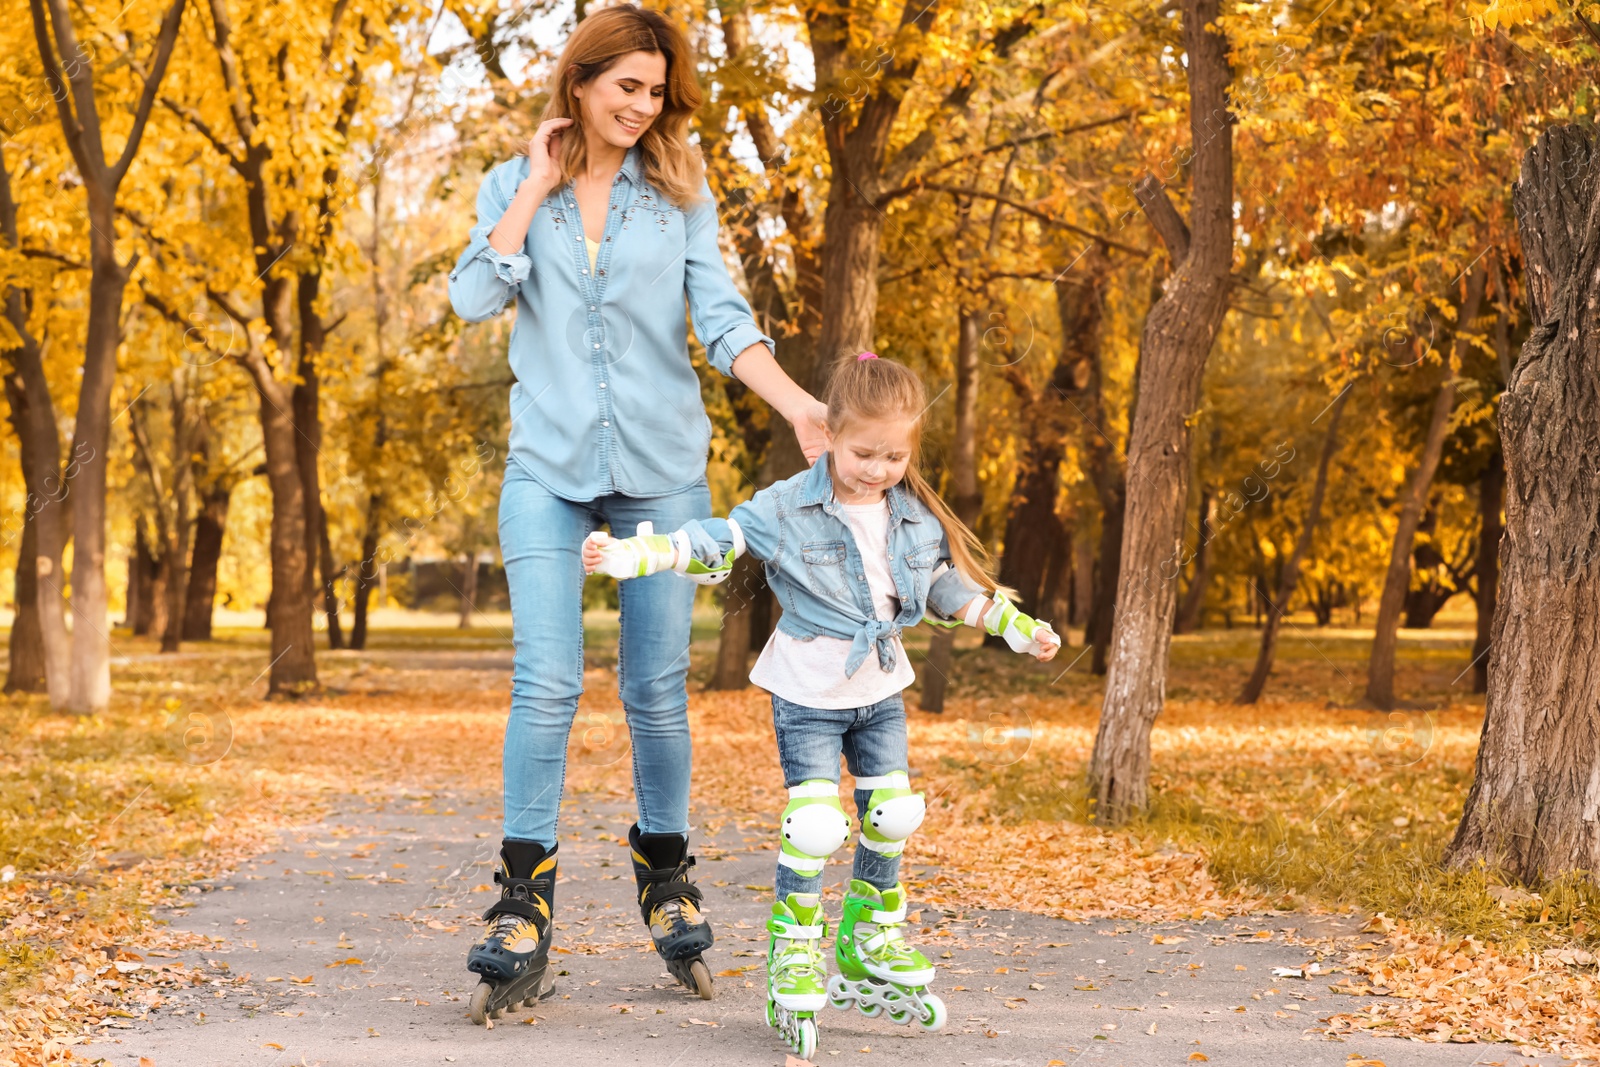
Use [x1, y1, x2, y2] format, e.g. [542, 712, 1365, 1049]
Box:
[446, 4, 825, 1024]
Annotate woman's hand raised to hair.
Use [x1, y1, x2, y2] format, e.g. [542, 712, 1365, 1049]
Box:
[522, 118, 572, 197]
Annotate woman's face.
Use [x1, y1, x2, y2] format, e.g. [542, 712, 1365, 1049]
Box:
[572, 50, 668, 151]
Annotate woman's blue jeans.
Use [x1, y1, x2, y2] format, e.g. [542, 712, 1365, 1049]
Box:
[498, 459, 711, 847]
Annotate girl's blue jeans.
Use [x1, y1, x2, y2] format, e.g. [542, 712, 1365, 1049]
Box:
[772, 692, 907, 901]
[498, 458, 711, 846]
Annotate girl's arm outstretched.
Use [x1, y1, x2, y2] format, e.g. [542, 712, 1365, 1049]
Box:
[581, 491, 782, 584]
[920, 531, 1060, 662]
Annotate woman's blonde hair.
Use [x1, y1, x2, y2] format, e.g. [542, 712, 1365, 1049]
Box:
[823, 355, 1005, 599]
[539, 4, 705, 208]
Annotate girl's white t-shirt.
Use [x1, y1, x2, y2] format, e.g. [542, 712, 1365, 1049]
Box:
[749, 497, 916, 709]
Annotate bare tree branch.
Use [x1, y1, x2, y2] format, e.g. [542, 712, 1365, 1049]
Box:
[1133, 175, 1191, 262]
[914, 183, 1149, 256]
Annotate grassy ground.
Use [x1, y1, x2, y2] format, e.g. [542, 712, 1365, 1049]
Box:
[4, 608, 1599, 1060]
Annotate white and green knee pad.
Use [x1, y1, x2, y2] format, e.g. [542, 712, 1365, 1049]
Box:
[855, 771, 926, 858]
[777, 780, 852, 876]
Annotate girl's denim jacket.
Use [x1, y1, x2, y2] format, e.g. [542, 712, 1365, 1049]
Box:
[678, 455, 985, 678]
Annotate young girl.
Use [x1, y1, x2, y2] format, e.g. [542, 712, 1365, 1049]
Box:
[582, 353, 1059, 1056]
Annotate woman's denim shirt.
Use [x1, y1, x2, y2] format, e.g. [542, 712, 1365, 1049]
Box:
[679, 455, 985, 678]
[448, 148, 774, 500]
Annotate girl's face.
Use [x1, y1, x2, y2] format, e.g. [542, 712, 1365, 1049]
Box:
[572, 50, 667, 153]
[826, 414, 916, 505]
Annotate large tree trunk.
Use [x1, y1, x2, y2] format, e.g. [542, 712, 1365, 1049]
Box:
[1087, 0, 1234, 823]
[0, 150, 68, 700]
[1237, 388, 1349, 704]
[31, 0, 187, 713]
[1472, 451, 1503, 694]
[1365, 269, 1485, 709]
[132, 518, 171, 639]
[709, 553, 762, 689]
[248, 355, 319, 693]
[458, 549, 480, 628]
[1045, 248, 1122, 674]
[1172, 486, 1214, 634]
[993, 259, 1109, 658]
[159, 384, 195, 654]
[2, 371, 45, 693]
[6, 503, 46, 693]
[296, 272, 343, 650]
[1447, 125, 1600, 883]
[921, 307, 982, 712]
[183, 480, 230, 641]
[66, 242, 124, 708]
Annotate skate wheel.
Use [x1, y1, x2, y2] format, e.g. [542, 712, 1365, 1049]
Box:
[468, 982, 492, 1026]
[489, 1007, 503, 1020]
[797, 1018, 817, 1060]
[860, 1001, 883, 1018]
[888, 1008, 909, 1024]
[919, 993, 947, 1032]
[689, 958, 713, 1000]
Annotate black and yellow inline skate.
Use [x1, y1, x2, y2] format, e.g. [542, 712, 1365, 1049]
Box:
[628, 824, 715, 998]
[466, 840, 558, 1025]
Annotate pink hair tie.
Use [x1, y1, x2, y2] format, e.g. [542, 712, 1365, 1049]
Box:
[857, 351, 878, 361]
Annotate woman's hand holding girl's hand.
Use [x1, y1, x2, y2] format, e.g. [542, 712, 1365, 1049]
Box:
[522, 118, 573, 197]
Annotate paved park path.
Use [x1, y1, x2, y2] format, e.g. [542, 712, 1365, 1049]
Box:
[74, 636, 1528, 1067]
[83, 785, 1531, 1067]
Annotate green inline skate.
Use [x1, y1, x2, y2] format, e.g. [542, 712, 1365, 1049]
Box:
[827, 879, 946, 1031]
[766, 893, 828, 1058]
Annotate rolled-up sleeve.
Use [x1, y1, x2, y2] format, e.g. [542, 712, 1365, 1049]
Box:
[683, 178, 774, 377]
[926, 531, 988, 622]
[448, 163, 533, 323]
[678, 485, 783, 566]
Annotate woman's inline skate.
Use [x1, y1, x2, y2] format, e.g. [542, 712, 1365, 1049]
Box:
[628, 824, 715, 998]
[466, 841, 558, 1026]
[827, 879, 946, 1030]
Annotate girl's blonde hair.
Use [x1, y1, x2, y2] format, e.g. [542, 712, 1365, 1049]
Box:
[823, 355, 1004, 598]
[539, 4, 705, 208]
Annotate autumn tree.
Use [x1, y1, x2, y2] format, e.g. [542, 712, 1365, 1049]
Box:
[1087, 0, 1236, 822]
[28, 0, 188, 711]
[1441, 0, 1600, 882]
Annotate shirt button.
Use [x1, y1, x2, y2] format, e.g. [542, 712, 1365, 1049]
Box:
[581, 268, 588, 274]
[599, 382, 608, 389]
[601, 420, 610, 427]
[592, 343, 600, 350]
[589, 305, 596, 310]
